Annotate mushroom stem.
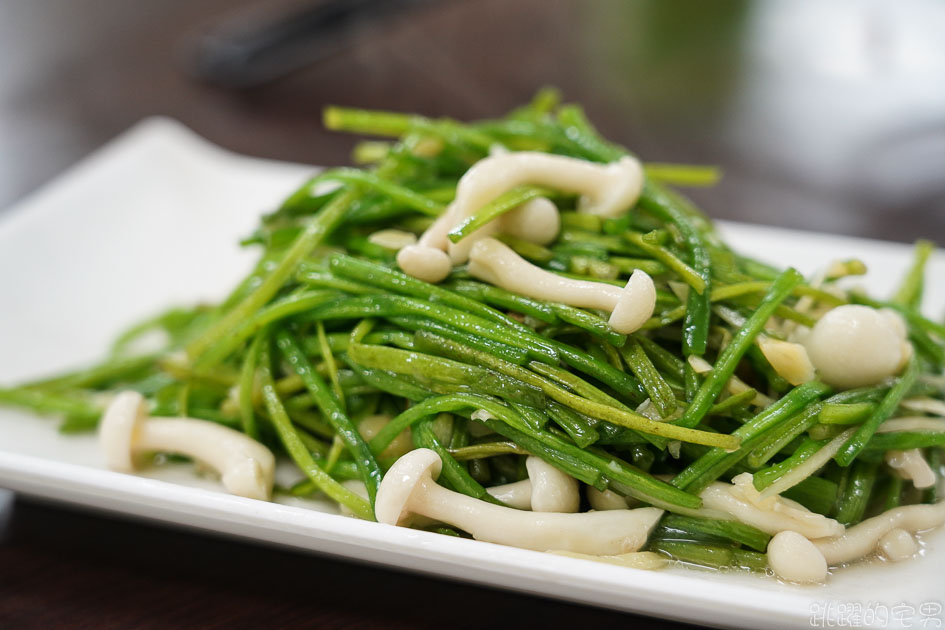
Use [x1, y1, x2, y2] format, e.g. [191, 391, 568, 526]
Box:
[813, 502, 945, 565]
[99, 391, 275, 501]
[699, 474, 844, 539]
[486, 479, 532, 510]
[451, 152, 642, 225]
[485, 456, 580, 512]
[377, 449, 662, 554]
[885, 449, 936, 489]
[468, 237, 655, 334]
[448, 196, 561, 264]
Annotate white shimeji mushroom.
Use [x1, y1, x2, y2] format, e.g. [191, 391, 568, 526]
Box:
[99, 390, 275, 501]
[467, 237, 655, 334]
[876, 528, 920, 561]
[884, 449, 936, 489]
[445, 152, 641, 264]
[356, 414, 413, 460]
[812, 502, 945, 565]
[800, 305, 912, 389]
[699, 473, 845, 540]
[499, 197, 560, 246]
[756, 336, 815, 386]
[376, 449, 663, 554]
[367, 229, 418, 251]
[485, 456, 580, 512]
[767, 530, 829, 584]
[586, 486, 634, 511]
[397, 151, 642, 283]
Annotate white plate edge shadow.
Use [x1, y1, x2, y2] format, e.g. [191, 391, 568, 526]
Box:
[1, 117, 943, 630]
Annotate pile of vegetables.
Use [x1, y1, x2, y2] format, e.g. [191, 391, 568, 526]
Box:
[2, 89, 942, 576]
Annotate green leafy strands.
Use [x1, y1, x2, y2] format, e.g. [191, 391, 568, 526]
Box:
[751, 437, 827, 492]
[296, 263, 382, 295]
[342, 357, 432, 402]
[493, 416, 703, 512]
[545, 401, 600, 448]
[641, 280, 839, 331]
[509, 401, 550, 432]
[643, 164, 722, 188]
[412, 416, 503, 504]
[772, 477, 835, 517]
[275, 330, 383, 505]
[396, 316, 529, 364]
[450, 441, 529, 460]
[239, 333, 265, 440]
[618, 338, 678, 418]
[637, 180, 713, 359]
[657, 514, 771, 552]
[0, 387, 103, 421]
[187, 188, 359, 365]
[301, 293, 558, 363]
[446, 280, 558, 323]
[528, 361, 630, 409]
[323, 106, 496, 153]
[673, 267, 804, 430]
[551, 303, 626, 347]
[863, 431, 945, 451]
[609, 257, 669, 277]
[256, 330, 373, 520]
[316, 322, 345, 409]
[650, 541, 768, 573]
[495, 233, 555, 263]
[833, 460, 878, 526]
[891, 239, 935, 310]
[312, 169, 444, 217]
[622, 231, 706, 294]
[194, 290, 341, 368]
[328, 254, 532, 333]
[818, 402, 876, 425]
[479, 415, 605, 489]
[834, 356, 919, 467]
[672, 381, 832, 493]
[555, 104, 627, 162]
[447, 186, 554, 242]
[417, 331, 733, 448]
[347, 342, 546, 408]
[542, 337, 647, 402]
[24, 352, 160, 393]
[745, 404, 822, 469]
[635, 336, 686, 383]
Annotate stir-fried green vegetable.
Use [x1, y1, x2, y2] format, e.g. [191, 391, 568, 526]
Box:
[2, 89, 942, 577]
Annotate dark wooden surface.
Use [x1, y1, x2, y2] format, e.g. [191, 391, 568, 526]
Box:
[2, 0, 944, 628]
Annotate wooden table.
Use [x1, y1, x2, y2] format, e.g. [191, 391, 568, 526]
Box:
[2, 1, 944, 627]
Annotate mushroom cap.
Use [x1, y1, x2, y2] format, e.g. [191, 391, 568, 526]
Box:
[802, 305, 909, 388]
[878, 528, 919, 561]
[526, 456, 579, 513]
[768, 530, 828, 584]
[99, 390, 149, 472]
[396, 245, 452, 284]
[608, 270, 656, 334]
[500, 197, 560, 245]
[586, 486, 632, 511]
[576, 156, 644, 217]
[375, 448, 443, 526]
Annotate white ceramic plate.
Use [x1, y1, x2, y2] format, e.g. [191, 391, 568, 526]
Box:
[1, 119, 943, 630]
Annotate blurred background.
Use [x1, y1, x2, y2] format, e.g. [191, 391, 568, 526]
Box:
[1, 0, 944, 628]
[2, 0, 944, 242]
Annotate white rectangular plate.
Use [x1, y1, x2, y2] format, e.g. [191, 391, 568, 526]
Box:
[1, 119, 943, 630]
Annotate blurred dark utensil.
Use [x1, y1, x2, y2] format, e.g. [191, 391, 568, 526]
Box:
[192, 0, 443, 89]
